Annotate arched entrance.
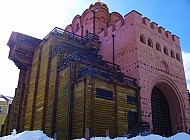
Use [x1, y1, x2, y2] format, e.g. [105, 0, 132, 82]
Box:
[150, 77, 185, 136]
[151, 87, 172, 136]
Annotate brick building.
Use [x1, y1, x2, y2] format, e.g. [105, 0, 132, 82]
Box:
[2, 2, 190, 139]
[66, 2, 190, 135]
[0, 95, 13, 134]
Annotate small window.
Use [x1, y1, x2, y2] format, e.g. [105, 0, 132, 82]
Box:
[0, 106, 2, 113]
[127, 95, 137, 105]
[176, 53, 181, 61]
[148, 38, 153, 47]
[140, 34, 146, 44]
[171, 50, 175, 58]
[156, 43, 161, 51]
[164, 46, 168, 55]
[96, 88, 113, 100]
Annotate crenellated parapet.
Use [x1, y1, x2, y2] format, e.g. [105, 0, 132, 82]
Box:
[98, 10, 180, 45]
[133, 10, 180, 45]
[7, 32, 41, 69]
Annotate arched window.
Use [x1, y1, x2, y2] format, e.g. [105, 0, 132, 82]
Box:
[148, 38, 153, 47]
[156, 43, 161, 51]
[176, 53, 181, 61]
[140, 34, 146, 44]
[171, 50, 175, 58]
[163, 46, 168, 55]
[160, 60, 169, 73]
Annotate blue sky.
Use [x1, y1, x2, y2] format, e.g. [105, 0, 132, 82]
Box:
[0, 0, 189, 96]
[105, 0, 190, 52]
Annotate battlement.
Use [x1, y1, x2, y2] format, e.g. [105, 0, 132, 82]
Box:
[98, 10, 179, 44]
[130, 10, 179, 43]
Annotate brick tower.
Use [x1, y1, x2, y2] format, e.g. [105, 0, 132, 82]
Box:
[66, 2, 190, 135]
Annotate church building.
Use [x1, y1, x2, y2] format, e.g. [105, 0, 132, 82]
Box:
[3, 1, 190, 139]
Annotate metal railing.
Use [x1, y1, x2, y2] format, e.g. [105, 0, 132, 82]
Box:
[43, 27, 100, 45]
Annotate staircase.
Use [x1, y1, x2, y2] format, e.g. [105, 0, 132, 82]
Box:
[127, 122, 151, 138]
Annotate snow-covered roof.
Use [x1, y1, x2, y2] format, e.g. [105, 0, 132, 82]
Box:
[0, 94, 13, 104]
[0, 98, 7, 102]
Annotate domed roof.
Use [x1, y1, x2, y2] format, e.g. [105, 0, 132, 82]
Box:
[89, 2, 108, 11]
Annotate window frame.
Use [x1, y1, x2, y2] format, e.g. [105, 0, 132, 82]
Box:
[156, 43, 161, 51]
[140, 34, 146, 44]
[127, 95, 137, 105]
[176, 53, 181, 61]
[164, 46, 168, 55]
[171, 50, 175, 58]
[0, 105, 3, 113]
[96, 88, 113, 100]
[148, 38, 153, 47]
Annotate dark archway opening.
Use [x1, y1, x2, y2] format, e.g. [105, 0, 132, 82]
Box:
[151, 87, 172, 137]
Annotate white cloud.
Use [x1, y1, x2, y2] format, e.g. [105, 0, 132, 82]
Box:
[182, 51, 190, 90]
[0, 0, 96, 97]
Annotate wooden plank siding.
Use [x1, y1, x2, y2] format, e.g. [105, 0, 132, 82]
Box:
[71, 76, 139, 139]
[33, 41, 51, 130]
[44, 55, 58, 136]
[56, 67, 70, 140]
[72, 80, 85, 139]
[4, 29, 140, 139]
[24, 48, 41, 130]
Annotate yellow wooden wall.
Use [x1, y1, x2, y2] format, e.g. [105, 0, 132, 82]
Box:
[44, 55, 58, 136]
[3, 32, 139, 139]
[71, 76, 139, 139]
[117, 85, 138, 136]
[93, 78, 116, 137]
[33, 42, 51, 130]
[72, 80, 84, 138]
[56, 67, 70, 139]
[20, 67, 32, 131]
[24, 48, 40, 130]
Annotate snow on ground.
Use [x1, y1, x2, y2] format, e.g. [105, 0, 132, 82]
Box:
[0, 130, 190, 140]
[77, 133, 190, 140]
[0, 130, 54, 140]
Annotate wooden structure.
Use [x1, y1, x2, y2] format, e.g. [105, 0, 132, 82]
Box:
[3, 27, 140, 139]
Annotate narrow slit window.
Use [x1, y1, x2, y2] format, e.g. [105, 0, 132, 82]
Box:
[156, 43, 161, 51]
[140, 34, 146, 44]
[164, 46, 168, 55]
[148, 38, 153, 47]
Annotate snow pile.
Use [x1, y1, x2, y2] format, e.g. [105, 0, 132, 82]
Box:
[77, 132, 190, 140]
[169, 133, 190, 140]
[0, 130, 190, 140]
[0, 130, 54, 140]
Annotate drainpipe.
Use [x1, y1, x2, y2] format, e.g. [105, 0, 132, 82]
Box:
[83, 78, 87, 138]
